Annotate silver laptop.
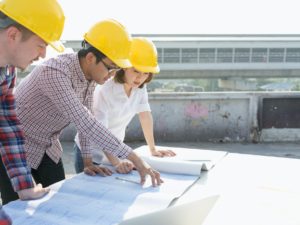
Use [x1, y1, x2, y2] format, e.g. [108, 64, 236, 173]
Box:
[119, 195, 219, 225]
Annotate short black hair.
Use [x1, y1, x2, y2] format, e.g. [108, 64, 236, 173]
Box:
[114, 69, 153, 89]
[78, 40, 106, 63]
[0, 11, 34, 41]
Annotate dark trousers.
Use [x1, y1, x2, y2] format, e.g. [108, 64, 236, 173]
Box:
[0, 153, 65, 205]
[31, 154, 65, 188]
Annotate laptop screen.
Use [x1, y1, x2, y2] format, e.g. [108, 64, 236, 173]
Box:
[119, 195, 219, 225]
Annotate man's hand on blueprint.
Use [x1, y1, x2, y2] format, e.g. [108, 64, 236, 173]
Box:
[127, 152, 163, 187]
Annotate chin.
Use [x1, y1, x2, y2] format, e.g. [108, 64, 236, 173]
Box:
[98, 81, 105, 85]
[17, 65, 27, 72]
[17, 62, 32, 71]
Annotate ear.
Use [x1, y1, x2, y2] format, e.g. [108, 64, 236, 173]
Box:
[85, 52, 96, 65]
[6, 26, 21, 43]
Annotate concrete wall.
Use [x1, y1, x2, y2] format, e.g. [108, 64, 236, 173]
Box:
[124, 92, 256, 142]
[60, 92, 300, 143]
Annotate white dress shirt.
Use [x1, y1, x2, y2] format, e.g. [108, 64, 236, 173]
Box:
[75, 78, 150, 163]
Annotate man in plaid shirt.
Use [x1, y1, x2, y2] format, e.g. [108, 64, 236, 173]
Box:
[15, 19, 162, 194]
[0, 0, 65, 222]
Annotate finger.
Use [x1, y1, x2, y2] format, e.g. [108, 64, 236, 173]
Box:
[119, 166, 128, 174]
[148, 169, 158, 187]
[36, 188, 49, 198]
[36, 184, 50, 193]
[84, 167, 96, 176]
[151, 170, 162, 186]
[153, 153, 163, 157]
[168, 150, 177, 156]
[116, 168, 125, 174]
[125, 163, 134, 172]
[98, 167, 113, 176]
[160, 152, 169, 157]
[99, 167, 113, 176]
[94, 167, 108, 176]
[154, 171, 162, 186]
[124, 167, 132, 173]
[35, 183, 43, 189]
[44, 187, 50, 193]
[117, 166, 127, 174]
[139, 174, 146, 185]
[104, 167, 113, 176]
[156, 172, 163, 185]
[161, 150, 176, 157]
[121, 165, 131, 174]
[157, 151, 168, 157]
[156, 152, 164, 157]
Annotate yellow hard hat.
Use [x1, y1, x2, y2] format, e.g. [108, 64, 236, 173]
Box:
[0, 0, 65, 52]
[130, 37, 160, 74]
[84, 19, 132, 68]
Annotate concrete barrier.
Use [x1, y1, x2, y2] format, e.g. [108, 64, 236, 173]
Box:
[60, 92, 300, 143]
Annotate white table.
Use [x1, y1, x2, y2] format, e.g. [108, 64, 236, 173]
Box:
[177, 153, 300, 225]
[5, 150, 300, 225]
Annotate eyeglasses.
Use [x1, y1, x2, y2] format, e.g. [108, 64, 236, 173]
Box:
[101, 59, 120, 73]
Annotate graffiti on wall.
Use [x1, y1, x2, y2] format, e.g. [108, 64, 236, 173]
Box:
[184, 102, 209, 119]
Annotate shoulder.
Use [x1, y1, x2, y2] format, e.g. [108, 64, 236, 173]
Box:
[137, 85, 148, 95]
[94, 79, 120, 101]
[42, 53, 76, 73]
[100, 78, 118, 92]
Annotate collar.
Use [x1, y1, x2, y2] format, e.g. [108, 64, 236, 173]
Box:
[74, 53, 87, 83]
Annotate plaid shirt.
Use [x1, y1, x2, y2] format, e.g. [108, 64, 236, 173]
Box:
[0, 66, 34, 192]
[15, 53, 132, 169]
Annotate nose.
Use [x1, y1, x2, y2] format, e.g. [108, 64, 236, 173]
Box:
[136, 72, 145, 80]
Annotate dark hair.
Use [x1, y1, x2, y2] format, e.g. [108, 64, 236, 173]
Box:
[114, 69, 153, 89]
[0, 11, 34, 41]
[78, 40, 106, 63]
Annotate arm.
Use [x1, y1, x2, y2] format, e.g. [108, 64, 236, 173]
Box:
[139, 111, 176, 157]
[77, 85, 112, 176]
[91, 86, 133, 174]
[0, 73, 48, 199]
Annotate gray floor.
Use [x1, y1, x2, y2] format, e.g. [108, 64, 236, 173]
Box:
[61, 141, 300, 178]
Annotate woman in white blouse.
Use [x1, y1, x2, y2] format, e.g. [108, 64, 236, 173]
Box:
[74, 37, 175, 174]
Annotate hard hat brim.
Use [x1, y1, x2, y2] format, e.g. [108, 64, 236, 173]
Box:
[49, 40, 65, 53]
[134, 65, 160, 74]
[113, 58, 132, 69]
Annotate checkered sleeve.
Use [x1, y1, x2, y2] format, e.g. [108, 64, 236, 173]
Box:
[0, 75, 34, 192]
[40, 68, 132, 159]
[78, 86, 93, 158]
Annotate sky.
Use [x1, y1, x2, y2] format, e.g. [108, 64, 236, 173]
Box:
[57, 0, 299, 40]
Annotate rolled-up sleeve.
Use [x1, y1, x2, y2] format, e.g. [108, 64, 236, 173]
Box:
[136, 87, 151, 113]
[0, 74, 34, 192]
